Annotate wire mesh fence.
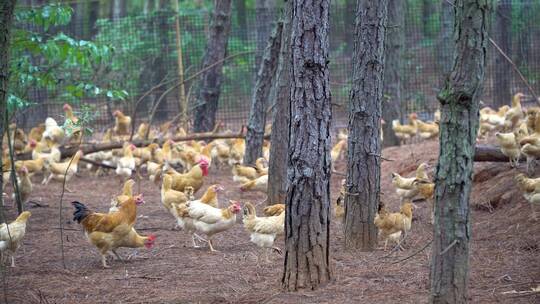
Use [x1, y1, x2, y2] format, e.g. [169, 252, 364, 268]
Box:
[14, 0, 540, 132]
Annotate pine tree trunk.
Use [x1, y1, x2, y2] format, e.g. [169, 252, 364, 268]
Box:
[281, 0, 331, 291]
[267, 1, 292, 206]
[0, 0, 17, 223]
[382, 0, 402, 147]
[430, 1, 490, 303]
[193, 0, 233, 132]
[493, 0, 512, 108]
[344, 0, 387, 251]
[244, 22, 283, 165]
[436, 0, 454, 85]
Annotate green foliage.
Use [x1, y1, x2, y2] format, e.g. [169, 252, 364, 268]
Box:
[62, 103, 96, 137]
[9, 4, 127, 116]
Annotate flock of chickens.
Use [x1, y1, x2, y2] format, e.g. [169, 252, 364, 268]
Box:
[0, 104, 286, 268]
[1, 91, 537, 269]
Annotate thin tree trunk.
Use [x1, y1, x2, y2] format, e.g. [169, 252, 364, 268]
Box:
[244, 22, 283, 165]
[234, 0, 248, 41]
[281, 0, 331, 291]
[111, 0, 126, 20]
[382, 0, 402, 147]
[515, 0, 531, 67]
[193, 0, 233, 132]
[430, 1, 491, 303]
[267, 1, 292, 206]
[493, 0, 512, 108]
[436, 0, 454, 86]
[153, 0, 172, 121]
[422, 0, 436, 40]
[0, 0, 17, 223]
[255, 0, 276, 69]
[344, 0, 387, 251]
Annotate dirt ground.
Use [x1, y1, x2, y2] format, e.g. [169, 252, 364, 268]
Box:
[2, 140, 539, 303]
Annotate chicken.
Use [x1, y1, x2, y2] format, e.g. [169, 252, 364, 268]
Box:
[177, 200, 241, 251]
[133, 143, 159, 165]
[114, 228, 156, 259]
[416, 119, 439, 140]
[263, 204, 285, 216]
[194, 184, 224, 208]
[228, 138, 245, 165]
[71, 195, 145, 268]
[334, 179, 346, 221]
[163, 159, 209, 193]
[42, 117, 65, 145]
[14, 157, 45, 177]
[30, 139, 61, 165]
[161, 174, 192, 219]
[115, 144, 136, 181]
[242, 202, 284, 261]
[254, 157, 268, 176]
[515, 173, 540, 220]
[413, 179, 435, 223]
[0, 211, 31, 267]
[479, 105, 508, 136]
[210, 140, 231, 168]
[519, 112, 540, 175]
[495, 132, 521, 167]
[28, 123, 46, 143]
[374, 203, 413, 250]
[391, 163, 430, 201]
[331, 139, 347, 164]
[392, 113, 418, 144]
[13, 166, 33, 206]
[8, 126, 27, 153]
[239, 174, 268, 193]
[113, 110, 132, 136]
[232, 163, 259, 184]
[63, 104, 82, 143]
[337, 129, 348, 141]
[434, 109, 441, 123]
[504, 93, 525, 131]
[43, 150, 83, 192]
[147, 161, 164, 185]
[153, 140, 173, 164]
[109, 179, 136, 212]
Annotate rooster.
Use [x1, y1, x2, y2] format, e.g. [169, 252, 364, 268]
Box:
[71, 195, 145, 268]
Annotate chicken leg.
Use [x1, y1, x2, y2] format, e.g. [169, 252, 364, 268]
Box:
[10, 256, 15, 267]
[207, 238, 217, 252]
[101, 255, 110, 268]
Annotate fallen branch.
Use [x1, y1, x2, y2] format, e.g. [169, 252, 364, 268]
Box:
[17, 131, 267, 161]
[391, 239, 433, 264]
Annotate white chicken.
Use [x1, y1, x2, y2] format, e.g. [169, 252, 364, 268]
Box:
[42, 117, 65, 145]
[242, 202, 284, 261]
[177, 200, 241, 251]
[115, 144, 136, 181]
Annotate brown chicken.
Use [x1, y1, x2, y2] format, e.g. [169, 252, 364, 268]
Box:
[28, 123, 46, 143]
[374, 202, 413, 250]
[71, 195, 145, 268]
[44, 150, 83, 192]
[113, 110, 132, 136]
[109, 179, 136, 212]
[0, 211, 31, 267]
[163, 159, 209, 193]
[263, 204, 286, 216]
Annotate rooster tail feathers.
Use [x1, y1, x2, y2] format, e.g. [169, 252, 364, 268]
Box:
[243, 202, 256, 217]
[71, 201, 91, 223]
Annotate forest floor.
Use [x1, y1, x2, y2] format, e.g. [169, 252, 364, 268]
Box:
[2, 140, 539, 303]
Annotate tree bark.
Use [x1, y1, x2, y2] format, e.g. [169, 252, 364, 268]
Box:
[244, 22, 283, 165]
[493, 0, 512, 108]
[430, 1, 491, 303]
[436, 0, 454, 85]
[267, 1, 292, 206]
[0, 0, 17, 223]
[281, 0, 331, 291]
[111, 0, 126, 20]
[344, 0, 387, 251]
[234, 0, 248, 41]
[193, 0, 233, 132]
[255, 0, 276, 69]
[382, 0, 403, 147]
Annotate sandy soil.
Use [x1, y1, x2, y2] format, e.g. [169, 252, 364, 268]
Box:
[2, 140, 539, 303]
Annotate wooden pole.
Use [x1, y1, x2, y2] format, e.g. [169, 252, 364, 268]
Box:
[172, 0, 188, 128]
